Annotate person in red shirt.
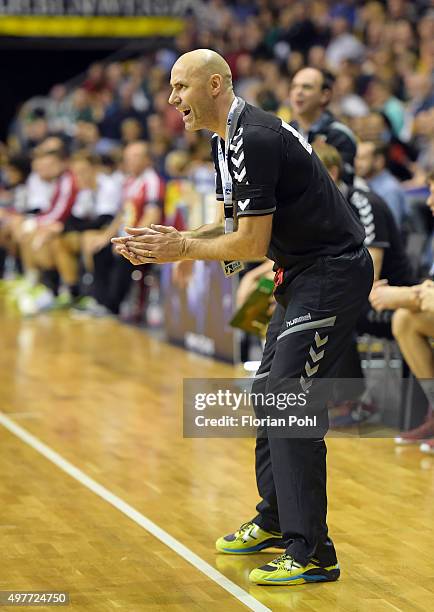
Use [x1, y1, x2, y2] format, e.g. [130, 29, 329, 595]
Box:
[15, 148, 78, 296]
[84, 141, 164, 315]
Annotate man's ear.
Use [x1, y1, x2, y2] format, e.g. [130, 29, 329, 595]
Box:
[210, 73, 223, 97]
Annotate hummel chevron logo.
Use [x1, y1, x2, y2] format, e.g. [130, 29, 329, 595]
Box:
[230, 139, 243, 153]
[314, 332, 328, 347]
[360, 204, 371, 216]
[365, 223, 375, 235]
[231, 151, 245, 168]
[238, 199, 250, 210]
[305, 361, 319, 377]
[233, 168, 246, 181]
[361, 213, 374, 225]
[309, 346, 324, 363]
[300, 375, 313, 392]
[232, 127, 243, 142]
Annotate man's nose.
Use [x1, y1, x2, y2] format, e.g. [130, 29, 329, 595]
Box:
[168, 90, 178, 105]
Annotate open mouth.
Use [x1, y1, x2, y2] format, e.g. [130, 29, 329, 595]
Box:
[182, 109, 191, 117]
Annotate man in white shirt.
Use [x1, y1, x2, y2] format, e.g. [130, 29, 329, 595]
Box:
[50, 149, 122, 307]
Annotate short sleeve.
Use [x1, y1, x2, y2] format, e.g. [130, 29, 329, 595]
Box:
[95, 176, 122, 216]
[349, 189, 390, 248]
[229, 126, 280, 217]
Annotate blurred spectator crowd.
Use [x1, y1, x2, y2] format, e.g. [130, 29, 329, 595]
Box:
[0, 0, 433, 321]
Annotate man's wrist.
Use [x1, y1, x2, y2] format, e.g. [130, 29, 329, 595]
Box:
[181, 236, 191, 259]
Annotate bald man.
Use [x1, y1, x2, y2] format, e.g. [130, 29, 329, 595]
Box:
[113, 49, 373, 586]
[290, 67, 357, 185]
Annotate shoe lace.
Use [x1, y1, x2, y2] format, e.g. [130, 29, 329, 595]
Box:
[274, 554, 303, 570]
[236, 521, 257, 541]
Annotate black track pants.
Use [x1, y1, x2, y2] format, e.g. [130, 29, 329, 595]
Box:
[251, 247, 373, 565]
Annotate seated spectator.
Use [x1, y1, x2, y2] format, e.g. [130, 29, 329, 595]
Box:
[366, 76, 405, 137]
[355, 141, 409, 230]
[70, 88, 94, 123]
[99, 82, 145, 142]
[352, 111, 418, 181]
[121, 118, 143, 145]
[331, 73, 369, 119]
[83, 141, 164, 316]
[73, 121, 101, 152]
[0, 154, 31, 276]
[46, 84, 69, 134]
[289, 67, 358, 185]
[411, 107, 434, 177]
[1, 154, 31, 213]
[278, 2, 326, 57]
[14, 148, 78, 302]
[82, 62, 107, 94]
[23, 149, 58, 216]
[48, 150, 122, 308]
[325, 15, 366, 70]
[21, 108, 50, 153]
[401, 73, 434, 143]
[369, 170, 434, 453]
[314, 141, 415, 422]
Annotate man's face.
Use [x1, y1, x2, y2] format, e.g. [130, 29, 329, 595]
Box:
[76, 121, 99, 145]
[168, 59, 214, 132]
[355, 142, 375, 179]
[121, 119, 142, 143]
[123, 144, 148, 176]
[289, 68, 328, 118]
[362, 114, 387, 143]
[71, 160, 95, 190]
[36, 154, 64, 181]
[4, 165, 22, 187]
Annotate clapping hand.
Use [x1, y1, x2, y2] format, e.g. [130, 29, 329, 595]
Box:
[112, 224, 187, 265]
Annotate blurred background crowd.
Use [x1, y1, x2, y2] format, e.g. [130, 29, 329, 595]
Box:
[2, 0, 434, 177]
[0, 0, 433, 318]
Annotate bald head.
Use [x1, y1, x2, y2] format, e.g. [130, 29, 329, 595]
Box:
[290, 67, 333, 127]
[173, 49, 233, 92]
[294, 67, 324, 88]
[168, 48, 235, 135]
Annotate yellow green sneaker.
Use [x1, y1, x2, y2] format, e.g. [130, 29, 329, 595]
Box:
[249, 553, 340, 585]
[216, 521, 283, 554]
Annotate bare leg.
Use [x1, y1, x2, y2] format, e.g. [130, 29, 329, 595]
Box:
[33, 239, 56, 271]
[51, 233, 80, 286]
[392, 308, 434, 379]
[18, 230, 39, 276]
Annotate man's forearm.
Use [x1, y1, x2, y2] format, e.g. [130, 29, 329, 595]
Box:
[181, 222, 224, 239]
[389, 286, 421, 311]
[183, 231, 266, 261]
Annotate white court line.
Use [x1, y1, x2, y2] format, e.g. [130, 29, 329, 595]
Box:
[0, 412, 270, 612]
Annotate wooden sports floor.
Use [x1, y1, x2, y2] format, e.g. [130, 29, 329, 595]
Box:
[1, 300, 434, 612]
